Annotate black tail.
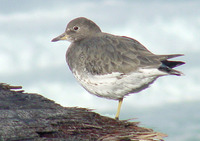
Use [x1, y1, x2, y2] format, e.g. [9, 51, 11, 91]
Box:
[158, 60, 185, 76]
[161, 60, 185, 68]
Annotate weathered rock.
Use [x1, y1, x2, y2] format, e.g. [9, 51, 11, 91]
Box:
[0, 83, 167, 141]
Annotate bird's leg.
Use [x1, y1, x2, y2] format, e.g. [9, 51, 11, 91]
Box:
[115, 98, 123, 120]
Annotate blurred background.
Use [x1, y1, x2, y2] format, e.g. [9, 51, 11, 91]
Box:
[1, 0, 199, 140]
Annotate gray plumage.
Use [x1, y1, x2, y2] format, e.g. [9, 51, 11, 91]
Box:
[52, 17, 184, 77]
[52, 17, 185, 119]
[66, 32, 184, 76]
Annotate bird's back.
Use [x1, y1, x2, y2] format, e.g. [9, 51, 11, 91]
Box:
[66, 33, 183, 76]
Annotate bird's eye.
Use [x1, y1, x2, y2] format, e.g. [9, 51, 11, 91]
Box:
[73, 26, 79, 31]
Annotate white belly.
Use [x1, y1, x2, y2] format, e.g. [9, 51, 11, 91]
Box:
[72, 68, 166, 100]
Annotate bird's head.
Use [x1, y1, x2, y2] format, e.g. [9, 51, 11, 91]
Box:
[51, 17, 101, 43]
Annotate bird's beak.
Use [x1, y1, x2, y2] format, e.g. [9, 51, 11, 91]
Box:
[51, 32, 69, 42]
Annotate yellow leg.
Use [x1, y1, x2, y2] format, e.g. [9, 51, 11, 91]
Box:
[115, 98, 123, 120]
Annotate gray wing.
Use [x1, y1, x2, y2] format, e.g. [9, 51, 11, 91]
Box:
[67, 34, 182, 75]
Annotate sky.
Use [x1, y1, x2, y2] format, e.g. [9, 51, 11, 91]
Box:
[1, 1, 200, 140]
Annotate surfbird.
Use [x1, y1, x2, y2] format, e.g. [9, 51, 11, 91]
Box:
[51, 17, 185, 120]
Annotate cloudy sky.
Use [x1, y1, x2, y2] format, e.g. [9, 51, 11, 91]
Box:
[1, 1, 200, 140]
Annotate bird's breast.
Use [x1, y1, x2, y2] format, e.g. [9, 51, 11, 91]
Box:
[71, 68, 159, 100]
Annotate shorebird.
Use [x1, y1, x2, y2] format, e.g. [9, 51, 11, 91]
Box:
[52, 17, 185, 120]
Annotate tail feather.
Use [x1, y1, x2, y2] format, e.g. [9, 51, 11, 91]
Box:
[160, 54, 184, 60]
[158, 59, 185, 76]
[161, 60, 185, 68]
[158, 66, 184, 76]
[149, 54, 184, 61]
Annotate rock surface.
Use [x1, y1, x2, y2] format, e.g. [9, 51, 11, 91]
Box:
[0, 83, 167, 141]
